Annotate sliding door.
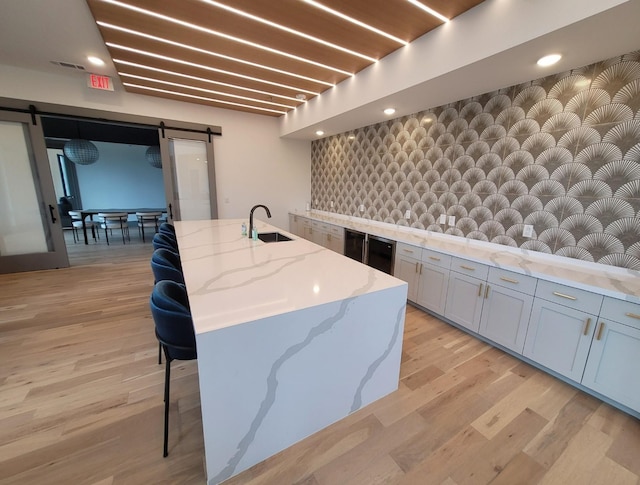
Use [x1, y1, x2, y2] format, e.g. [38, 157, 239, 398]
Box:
[0, 111, 69, 273]
[158, 129, 217, 222]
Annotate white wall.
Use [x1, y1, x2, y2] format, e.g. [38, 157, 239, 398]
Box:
[0, 64, 310, 230]
[74, 142, 166, 211]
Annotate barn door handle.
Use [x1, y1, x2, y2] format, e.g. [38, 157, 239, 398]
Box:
[49, 204, 57, 223]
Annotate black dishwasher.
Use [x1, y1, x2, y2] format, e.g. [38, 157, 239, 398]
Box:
[344, 229, 395, 275]
[367, 235, 395, 275]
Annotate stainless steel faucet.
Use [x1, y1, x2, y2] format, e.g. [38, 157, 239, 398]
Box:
[249, 204, 271, 238]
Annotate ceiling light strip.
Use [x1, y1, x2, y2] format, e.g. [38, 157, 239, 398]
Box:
[101, 0, 352, 76]
[123, 82, 288, 115]
[98, 21, 333, 87]
[406, 0, 449, 23]
[113, 59, 304, 102]
[302, 0, 407, 45]
[119, 72, 295, 109]
[200, 0, 376, 63]
[107, 43, 319, 95]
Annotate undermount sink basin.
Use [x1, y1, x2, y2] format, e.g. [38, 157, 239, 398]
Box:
[257, 232, 292, 243]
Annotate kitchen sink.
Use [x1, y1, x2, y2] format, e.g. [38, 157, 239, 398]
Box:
[257, 232, 292, 243]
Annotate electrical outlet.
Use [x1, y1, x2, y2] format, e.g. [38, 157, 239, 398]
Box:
[439, 214, 446, 224]
[330, 201, 334, 208]
[359, 204, 365, 213]
[404, 209, 411, 219]
[523, 224, 533, 237]
[448, 215, 456, 226]
[314, 199, 318, 206]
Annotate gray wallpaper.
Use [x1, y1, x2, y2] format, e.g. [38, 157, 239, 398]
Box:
[311, 50, 640, 270]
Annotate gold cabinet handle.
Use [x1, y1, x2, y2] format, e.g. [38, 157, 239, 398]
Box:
[478, 283, 484, 297]
[596, 322, 605, 340]
[461, 265, 475, 271]
[429, 256, 441, 261]
[499, 276, 519, 284]
[327, 234, 331, 241]
[484, 284, 490, 299]
[583, 318, 591, 336]
[625, 312, 640, 320]
[415, 262, 419, 273]
[403, 248, 414, 254]
[553, 291, 576, 301]
[419, 263, 423, 275]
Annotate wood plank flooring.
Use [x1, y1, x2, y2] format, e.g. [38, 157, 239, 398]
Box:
[1, 232, 638, 484]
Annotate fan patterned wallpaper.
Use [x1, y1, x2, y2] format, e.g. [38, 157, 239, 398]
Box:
[311, 50, 640, 270]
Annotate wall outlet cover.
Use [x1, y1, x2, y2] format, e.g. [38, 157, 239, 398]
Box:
[330, 201, 334, 207]
[359, 204, 365, 212]
[439, 214, 447, 224]
[523, 224, 534, 237]
[448, 215, 456, 226]
[404, 209, 411, 219]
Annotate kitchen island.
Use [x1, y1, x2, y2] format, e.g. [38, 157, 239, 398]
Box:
[174, 219, 408, 484]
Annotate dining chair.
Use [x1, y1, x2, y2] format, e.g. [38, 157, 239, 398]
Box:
[149, 280, 197, 457]
[136, 211, 163, 242]
[68, 210, 99, 243]
[152, 232, 178, 252]
[98, 212, 130, 245]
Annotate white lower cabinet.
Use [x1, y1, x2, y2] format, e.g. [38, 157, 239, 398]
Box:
[444, 258, 489, 332]
[415, 250, 450, 315]
[288, 214, 301, 236]
[582, 298, 640, 412]
[394, 249, 420, 302]
[524, 302, 599, 382]
[325, 225, 344, 254]
[478, 268, 536, 354]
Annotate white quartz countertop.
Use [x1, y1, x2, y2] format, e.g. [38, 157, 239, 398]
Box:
[175, 219, 407, 334]
[291, 210, 640, 304]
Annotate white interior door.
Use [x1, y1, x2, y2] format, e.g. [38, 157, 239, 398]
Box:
[0, 111, 68, 273]
[158, 129, 217, 222]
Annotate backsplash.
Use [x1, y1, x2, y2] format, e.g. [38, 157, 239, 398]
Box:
[311, 50, 640, 270]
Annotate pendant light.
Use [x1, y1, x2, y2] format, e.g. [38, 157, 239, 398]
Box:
[63, 121, 99, 165]
[146, 145, 162, 168]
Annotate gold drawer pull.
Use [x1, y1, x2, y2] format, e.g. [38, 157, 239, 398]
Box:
[484, 284, 490, 299]
[419, 263, 423, 275]
[415, 262, 419, 273]
[499, 276, 519, 284]
[429, 256, 441, 261]
[478, 283, 484, 297]
[583, 318, 591, 336]
[596, 322, 605, 340]
[460, 265, 475, 271]
[403, 248, 414, 253]
[553, 291, 576, 301]
[625, 312, 640, 320]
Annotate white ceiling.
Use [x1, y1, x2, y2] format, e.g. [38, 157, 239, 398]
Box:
[1, 0, 639, 140]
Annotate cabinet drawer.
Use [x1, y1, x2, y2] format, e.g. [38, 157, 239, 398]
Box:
[420, 248, 451, 270]
[488, 267, 537, 295]
[300, 217, 312, 228]
[535, 280, 603, 314]
[450, 257, 489, 280]
[396, 242, 421, 260]
[600, 297, 640, 330]
[328, 225, 343, 237]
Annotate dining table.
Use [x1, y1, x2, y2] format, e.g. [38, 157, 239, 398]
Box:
[78, 208, 166, 244]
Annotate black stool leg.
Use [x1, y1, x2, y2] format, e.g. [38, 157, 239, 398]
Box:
[163, 358, 171, 457]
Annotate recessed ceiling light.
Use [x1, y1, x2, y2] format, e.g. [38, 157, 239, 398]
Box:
[384, 108, 396, 115]
[87, 56, 105, 66]
[537, 54, 562, 67]
[296, 94, 307, 100]
[315, 130, 325, 136]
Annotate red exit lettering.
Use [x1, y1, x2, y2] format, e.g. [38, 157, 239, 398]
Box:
[87, 74, 113, 91]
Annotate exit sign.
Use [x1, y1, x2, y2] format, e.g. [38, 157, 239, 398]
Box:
[87, 73, 113, 91]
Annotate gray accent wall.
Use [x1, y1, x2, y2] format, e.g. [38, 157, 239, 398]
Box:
[311, 50, 640, 270]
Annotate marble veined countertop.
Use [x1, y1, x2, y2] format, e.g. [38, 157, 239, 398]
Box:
[291, 210, 640, 304]
[174, 219, 407, 334]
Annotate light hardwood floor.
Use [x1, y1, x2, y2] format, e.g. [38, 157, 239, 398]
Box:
[0, 233, 638, 485]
